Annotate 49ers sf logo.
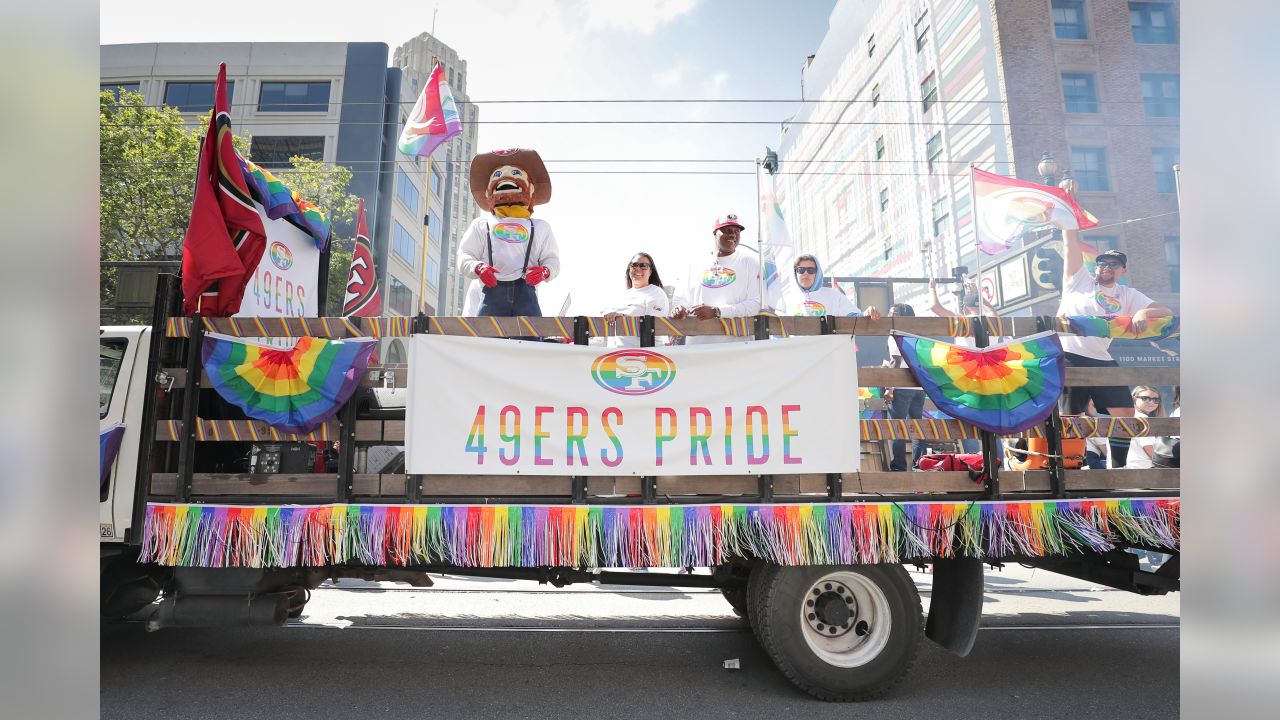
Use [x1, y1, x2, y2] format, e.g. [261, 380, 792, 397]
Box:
[591, 350, 676, 396]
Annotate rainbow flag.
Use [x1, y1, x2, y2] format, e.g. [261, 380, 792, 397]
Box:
[1065, 315, 1179, 340]
[893, 330, 1065, 435]
[397, 61, 462, 158]
[971, 168, 1099, 255]
[238, 159, 331, 249]
[202, 333, 376, 434]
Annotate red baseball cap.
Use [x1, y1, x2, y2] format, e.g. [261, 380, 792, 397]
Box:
[713, 214, 745, 232]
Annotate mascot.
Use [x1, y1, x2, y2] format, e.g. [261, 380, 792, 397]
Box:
[457, 148, 560, 317]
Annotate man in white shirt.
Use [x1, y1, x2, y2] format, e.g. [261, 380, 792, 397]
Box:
[1058, 229, 1171, 466]
[671, 214, 761, 345]
[457, 148, 561, 317]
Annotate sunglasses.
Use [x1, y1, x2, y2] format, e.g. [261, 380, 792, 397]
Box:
[629, 262, 651, 269]
[795, 267, 818, 275]
[1135, 395, 1161, 403]
[1096, 260, 1124, 268]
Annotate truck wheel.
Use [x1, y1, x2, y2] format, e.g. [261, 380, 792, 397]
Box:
[746, 562, 780, 642]
[752, 564, 922, 701]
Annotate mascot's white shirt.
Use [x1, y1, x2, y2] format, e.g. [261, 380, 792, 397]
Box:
[457, 215, 561, 282]
[774, 286, 860, 317]
[604, 284, 670, 348]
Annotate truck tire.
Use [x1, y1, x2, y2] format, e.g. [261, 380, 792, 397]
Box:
[746, 561, 780, 643]
[752, 564, 922, 701]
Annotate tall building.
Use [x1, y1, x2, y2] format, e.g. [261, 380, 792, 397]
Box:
[776, 0, 1179, 314]
[100, 41, 454, 355]
[394, 33, 482, 315]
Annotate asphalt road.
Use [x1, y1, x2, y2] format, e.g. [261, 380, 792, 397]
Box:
[101, 566, 1179, 719]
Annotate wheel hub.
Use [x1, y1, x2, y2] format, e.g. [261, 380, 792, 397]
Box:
[805, 580, 859, 637]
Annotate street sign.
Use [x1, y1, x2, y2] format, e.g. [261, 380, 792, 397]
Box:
[980, 273, 1000, 307]
[999, 255, 1029, 302]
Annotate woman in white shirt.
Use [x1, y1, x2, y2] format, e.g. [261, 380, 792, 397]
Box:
[1125, 385, 1165, 469]
[602, 252, 670, 347]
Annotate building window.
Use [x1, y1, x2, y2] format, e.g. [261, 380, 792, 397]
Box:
[883, 236, 892, 261]
[249, 136, 325, 169]
[926, 132, 943, 171]
[428, 209, 442, 243]
[163, 81, 233, 114]
[1087, 234, 1121, 255]
[1164, 235, 1180, 291]
[388, 277, 413, 316]
[875, 135, 885, 160]
[1151, 148, 1179, 193]
[430, 167, 442, 195]
[1130, 2, 1178, 44]
[395, 168, 419, 215]
[932, 198, 949, 237]
[915, 10, 929, 51]
[878, 188, 889, 214]
[867, 33, 875, 57]
[1141, 73, 1179, 117]
[921, 73, 938, 113]
[1071, 146, 1110, 191]
[1061, 72, 1099, 113]
[1052, 0, 1088, 40]
[392, 220, 417, 268]
[870, 83, 881, 107]
[425, 255, 440, 290]
[100, 82, 140, 100]
[257, 81, 331, 112]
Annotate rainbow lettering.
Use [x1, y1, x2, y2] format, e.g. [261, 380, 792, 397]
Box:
[491, 221, 530, 244]
[781, 405, 802, 464]
[689, 407, 712, 465]
[655, 408, 678, 466]
[601, 407, 624, 467]
[499, 405, 521, 465]
[566, 407, 589, 466]
[533, 406, 553, 466]
[701, 266, 737, 288]
[746, 406, 770, 465]
[723, 407, 734, 465]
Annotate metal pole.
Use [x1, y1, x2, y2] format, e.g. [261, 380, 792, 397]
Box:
[755, 159, 766, 313]
[176, 312, 205, 502]
[128, 273, 179, 543]
[572, 316, 590, 503]
[1172, 163, 1182, 211]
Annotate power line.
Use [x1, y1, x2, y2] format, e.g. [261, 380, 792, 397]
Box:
[101, 118, 1176, 128]
[101, 95, 1158, 109]
[98, 157, 1017, 166]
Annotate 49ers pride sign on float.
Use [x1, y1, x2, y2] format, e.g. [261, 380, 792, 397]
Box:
[405, 335, 859, 475]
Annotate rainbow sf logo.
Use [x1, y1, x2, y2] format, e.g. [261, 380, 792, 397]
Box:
[591, 350, 676, 396]
[268, 241, 294, 271]
[491, 221, 530, 244]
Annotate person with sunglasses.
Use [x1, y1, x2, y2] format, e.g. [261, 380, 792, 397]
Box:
[1125, 386, 1165, 470]
[670, 214, 761, 345]
[602, 252, 669, 347]
[1059, 229, 1172, 466]
[774, 254, 880, 319]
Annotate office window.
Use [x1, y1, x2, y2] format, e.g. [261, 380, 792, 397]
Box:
[1164, 235, 1180, 291]
[428, 209, 442, 243]
[257, 81, 331, 112]
[388, 277, 413, 316]
[1061, 72, 1099, 113]
[164, 81, 233, 113]
[867, 33, 875, 57]
[100, 82, 140, 100]
[875, 135, 885, 160]
[883, 236, 892, 261]
[1071, 146, 1110, 191]
[392, 220, 417, 268]
[926, 132, 943, 171]
[430, 167, 442, 195]
[921, 73, 938, 113]
[1141, 73, 1179, 117]
[395, 168, 419, 215]
[248, 136, 325, 169]
[425, 255, 440, 290]
[1088, 234, 1120, 255]
[932, 198, 949, 237]
[1151, 148, 1179, 193]
[1130, 2, 1177, 44]
[915, 10, 929, 51]
[1052, 0, 1088, 40]
[879, 188, 889, 213]
[870, 83, 881, 107]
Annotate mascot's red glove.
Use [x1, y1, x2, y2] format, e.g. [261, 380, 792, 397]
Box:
[475, 263, 499, 288]
[524, 266, 550, 287]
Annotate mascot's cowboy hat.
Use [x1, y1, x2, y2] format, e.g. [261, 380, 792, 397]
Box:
[469, 148, 552, 207]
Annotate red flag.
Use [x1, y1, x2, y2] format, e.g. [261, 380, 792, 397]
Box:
[181, 63, 266, 315]
[342, 198, 382, 317]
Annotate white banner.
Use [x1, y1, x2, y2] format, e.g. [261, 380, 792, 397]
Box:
[405, 335, 859, 475]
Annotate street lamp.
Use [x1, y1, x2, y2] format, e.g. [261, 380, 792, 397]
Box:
[1057, 170, 1077, 198]
[1037, 151, 1059, 185]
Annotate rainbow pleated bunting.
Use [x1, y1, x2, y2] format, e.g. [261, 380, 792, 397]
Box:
[893, 330, 1065, 435]
[1064, 315, 1179, 340]
[201, 333, 376, 434]
[140, 499, 1180, 569]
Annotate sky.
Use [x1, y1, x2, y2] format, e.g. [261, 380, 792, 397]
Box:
[100, 0, 839, 313]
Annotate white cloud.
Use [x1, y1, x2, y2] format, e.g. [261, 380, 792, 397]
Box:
[580, 0, 698, 34]
[652, 63, 686, 88]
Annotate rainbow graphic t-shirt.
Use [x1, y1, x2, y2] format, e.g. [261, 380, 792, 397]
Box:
[701, 266, 737, 288]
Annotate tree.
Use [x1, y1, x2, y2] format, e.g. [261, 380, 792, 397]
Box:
[271, 156, 361, 316]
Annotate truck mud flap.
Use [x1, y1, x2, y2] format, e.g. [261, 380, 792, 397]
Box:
[925, 557, 984, 657]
